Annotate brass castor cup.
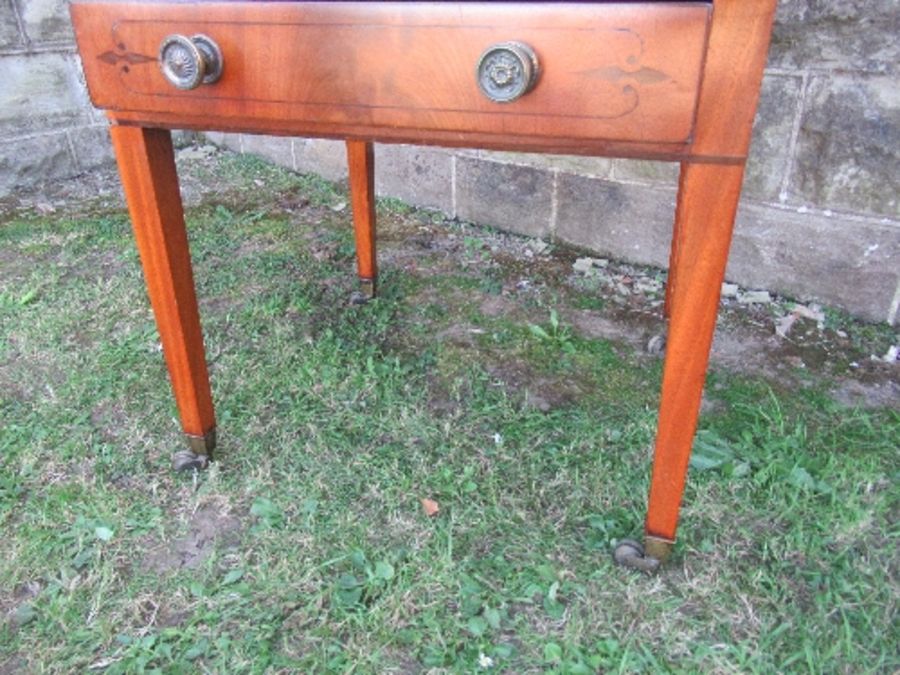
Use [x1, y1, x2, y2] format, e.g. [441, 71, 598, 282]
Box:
[172, 449, 209, 471]
[172, 429, 215, 471]
[612, 537, 672, 573]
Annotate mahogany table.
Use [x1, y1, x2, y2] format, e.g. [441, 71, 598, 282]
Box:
[70, 0, 777, 571]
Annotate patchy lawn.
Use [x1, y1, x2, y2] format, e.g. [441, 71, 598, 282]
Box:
[1, 147, 897, 673]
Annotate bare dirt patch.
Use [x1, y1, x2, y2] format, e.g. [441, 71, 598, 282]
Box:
[567, 308, 658, 352]
[142, 503, 243, 574]
[485, 357, 587, 413]
[0, 655, 26, 675]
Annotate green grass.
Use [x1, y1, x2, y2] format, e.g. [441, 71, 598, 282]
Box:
[1, 154, 898, 673]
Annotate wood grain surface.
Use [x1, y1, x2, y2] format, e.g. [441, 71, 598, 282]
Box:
[109, 125, 216, 446]
[646, 0, 778, 547]
[346, 140, 377, 294]
[71, 1, 710, 146]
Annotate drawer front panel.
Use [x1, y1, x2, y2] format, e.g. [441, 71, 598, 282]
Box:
[72, 2, 710, 144]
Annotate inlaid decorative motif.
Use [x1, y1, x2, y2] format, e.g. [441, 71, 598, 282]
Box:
[98, 49, 154, 66]
[572, 28, 673, 119]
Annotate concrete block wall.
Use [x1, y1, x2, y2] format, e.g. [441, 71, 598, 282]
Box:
[0, 0, 116, 192]
[3, 0, 899, 324]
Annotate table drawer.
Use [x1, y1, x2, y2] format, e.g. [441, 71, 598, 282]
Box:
[72, 1, 710, 145]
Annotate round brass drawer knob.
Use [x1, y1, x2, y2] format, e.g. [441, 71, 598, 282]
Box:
[476, 41, 539, 103]
[159, 34, 223, 90]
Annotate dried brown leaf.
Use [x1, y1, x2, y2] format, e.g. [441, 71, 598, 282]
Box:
[420, 498, 440, 517]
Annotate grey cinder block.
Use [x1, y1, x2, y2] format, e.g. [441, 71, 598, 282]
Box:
[0, 131, 77, 193]
[455, 155, 553, 238]
[374, 143, 453, 213]
[556, 173, 676, 269]
[792, 74, 899, 217]
[730, 203, 900, 323]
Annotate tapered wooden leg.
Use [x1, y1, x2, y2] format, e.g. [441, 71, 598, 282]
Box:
[346, 140, 377, 299]
[663, 163, 690, 319]
[643, 162, 746, 560]
[109, 124, 216, 459]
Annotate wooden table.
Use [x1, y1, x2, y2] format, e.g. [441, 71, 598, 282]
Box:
[70, 0, 777, 571]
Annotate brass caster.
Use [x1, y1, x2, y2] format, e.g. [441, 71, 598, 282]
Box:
[349, 291, 369, 305]
[172, 449, 209, 471]
[612, 539, 661, 574]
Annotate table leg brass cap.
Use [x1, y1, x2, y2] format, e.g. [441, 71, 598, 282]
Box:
[351, 278, 376, 304]
[359, 278, 375, 299]
[643, 535, 674, 562]
[185, 428, 216, 456]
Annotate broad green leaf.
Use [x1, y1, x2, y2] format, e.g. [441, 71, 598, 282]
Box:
[374, 561, 395, 581]
[787, 466, 816, 490]
[467, 616, 487, 637]
[350, 550, 368, 570]
[11, 603, 36, 627]
[528, 324, 550, 340]
[544, 643, 563, 663]
[221, 568, 244, 586]
[335, 574, 363, 608]
[250, 497, 283, 529]
[94, 526, 114, 541]
[544, 596, 565, 619]
[484, 606, 501, 630]
[184, 637, 209, 660]
[690, 432, 734, 471]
